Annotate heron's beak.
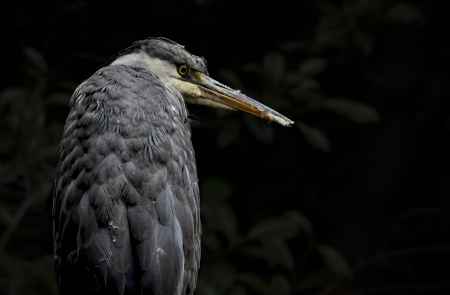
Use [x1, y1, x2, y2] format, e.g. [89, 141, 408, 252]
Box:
[187, 72, 294, 126]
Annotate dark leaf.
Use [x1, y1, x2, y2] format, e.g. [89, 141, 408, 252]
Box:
[217, 121, 240, 148]
[242, 239, 295, 269]
[242, 63, 260, 74]
[218, 69, 244, 90]
[387, 3, 424, 24]
[46, 92, 71, 106]
[248, 211, 310, 240]
[215, 205, 239, 243]
[353, 30, 373, 55]
[0, 207, 12, 226]
[299, 79, 321, 91]
[229, 285, 247, 295]
[244, 116, 274, 144]
[270, 275, 291, 295]
[280, 41, 305, 52]
[299, 58, 327, 76]
[202, 178, 238, 242]
[263, 52, 285, 85]
[296, 122, 331, 152]
[239, 273, 271, 295]
[289, 211, 314, 238]
[0, 88, 27, 106]
[208, 263, 237, 291]
[23, 47, 48, 74]
[202, 178, 232, 201]
[318, 244, 352, 278]
[322, 98, 380, 123]
[296, 270, 332, 291]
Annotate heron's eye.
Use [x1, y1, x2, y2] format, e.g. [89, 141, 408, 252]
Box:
[177, 64, 190, 77]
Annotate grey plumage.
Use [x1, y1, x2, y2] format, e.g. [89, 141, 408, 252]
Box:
[53, 62, 200, 295]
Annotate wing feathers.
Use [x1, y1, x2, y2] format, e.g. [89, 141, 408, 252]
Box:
[53, 65, 200, 295]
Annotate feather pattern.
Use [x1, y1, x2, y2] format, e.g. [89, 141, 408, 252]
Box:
[53, 65, 201, 295]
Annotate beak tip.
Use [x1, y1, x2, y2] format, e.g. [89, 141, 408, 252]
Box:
[279, 120, 295, 127]
[268, 113, 295, 127]
[284, 120, 295, 127]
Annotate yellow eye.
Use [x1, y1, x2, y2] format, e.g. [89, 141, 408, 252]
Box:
[177, 64, 189, 77]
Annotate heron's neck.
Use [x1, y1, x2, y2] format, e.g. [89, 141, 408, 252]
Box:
[112, 53, 172, 84]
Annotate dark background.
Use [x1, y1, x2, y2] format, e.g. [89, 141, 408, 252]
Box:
[0, 1, 448, 294]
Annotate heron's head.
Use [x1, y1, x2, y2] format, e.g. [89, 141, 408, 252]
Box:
[112, 37, 293, 126]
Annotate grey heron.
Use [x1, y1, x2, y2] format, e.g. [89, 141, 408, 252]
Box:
[52, 37, 293, 295]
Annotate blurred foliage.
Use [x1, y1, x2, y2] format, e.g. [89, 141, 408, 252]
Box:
[0, 47, 65, 295]
[214, 0, 388, 152]
[1, 1, 441, 295]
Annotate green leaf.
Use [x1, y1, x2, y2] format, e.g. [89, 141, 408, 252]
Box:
[263, 52, 285, 85]
[299, 79, 321, 91]
[0, 87, 27, 106]
[387, 3, 424, 24]
[248, 211, 308, 240]
[318, 244, 352, 278]
[202, 178, 238, 243]
[0, 207, 12, 226]
[203, 201, 238, 244]
[242, 63, 260, 74]
[296, 270, 332, 291]
[288, 210, 314, 238]
[299, 58, 327, 76]
[23, 47, 48, 74]
[296, 122, 331, 152]
[244, 116, 274, 144]
[248, 214, 298, 239]
[230, 286, 247, 295]
[217, 205, 239, 243]
[202, 178, 232, 201]
[242, 239, 295, 269]
[322, 98, 380, 123]
[218, 69, 244, 90]
[353, 30, 373, 56]
[270, 275, 291, 295]
[46, 92, 71, 106]
[217, 121, 240, 148]
[280, 41, 305, 52]
[208, 263, 237, 291]
[238, 273, 271, 294]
